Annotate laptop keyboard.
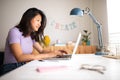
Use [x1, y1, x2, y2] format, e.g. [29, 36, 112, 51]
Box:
[56, 54, 72, 58]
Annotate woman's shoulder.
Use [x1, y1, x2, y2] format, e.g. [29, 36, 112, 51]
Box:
[9, 27, 20, 33]
[10, 27, 19, 31]
[9, 27, 22, 36]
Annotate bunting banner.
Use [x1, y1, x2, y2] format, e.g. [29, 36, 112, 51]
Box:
[49, 20, 77, 31]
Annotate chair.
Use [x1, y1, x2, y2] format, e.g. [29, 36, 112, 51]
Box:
[0, 51, 4, 66]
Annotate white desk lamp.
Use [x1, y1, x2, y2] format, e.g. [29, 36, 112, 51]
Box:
[70, 7, 104, 54]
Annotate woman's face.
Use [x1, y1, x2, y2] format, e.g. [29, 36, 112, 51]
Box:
[31, 14, 42, 31]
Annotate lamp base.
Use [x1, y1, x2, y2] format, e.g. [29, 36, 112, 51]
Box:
[95, 51, 108, 55]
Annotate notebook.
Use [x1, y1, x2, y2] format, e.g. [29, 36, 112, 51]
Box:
[44, 32, 81, 60]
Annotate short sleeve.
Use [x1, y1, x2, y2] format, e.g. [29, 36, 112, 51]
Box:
[32, 39, 36, 44]
[8, 28, 21, 44]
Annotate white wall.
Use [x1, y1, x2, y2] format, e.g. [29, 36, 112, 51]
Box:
[0, 0, 107, 51]
[92, 0, 108, 47]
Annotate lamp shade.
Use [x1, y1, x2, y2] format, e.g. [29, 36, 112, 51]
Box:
[70, 8, 83, 16]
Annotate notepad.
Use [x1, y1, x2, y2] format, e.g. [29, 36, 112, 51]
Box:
[103, 55, 120, 59]
[36, 66, 67, 73]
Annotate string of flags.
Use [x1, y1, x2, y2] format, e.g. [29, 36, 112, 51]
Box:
[49, 20, 77, 31]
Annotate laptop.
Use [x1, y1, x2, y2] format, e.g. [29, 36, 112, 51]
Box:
[44, 32, 81, 60]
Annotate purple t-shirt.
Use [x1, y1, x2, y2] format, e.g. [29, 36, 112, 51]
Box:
[4, 27, 35, 64]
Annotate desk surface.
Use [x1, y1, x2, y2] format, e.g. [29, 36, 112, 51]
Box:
[0, 54, 120, 80]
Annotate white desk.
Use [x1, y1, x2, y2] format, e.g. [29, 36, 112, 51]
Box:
[0, 54, 120, 80]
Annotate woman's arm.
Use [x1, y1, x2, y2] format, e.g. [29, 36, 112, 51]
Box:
[33, 42, 43, 53]
[33, 42, 51, 53]
[10, 42, 63, 62]
[10, 43, 36, 62]
[33, 42, 64, 59]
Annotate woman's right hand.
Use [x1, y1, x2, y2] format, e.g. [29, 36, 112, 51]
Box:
[49, 50, 63, 58]
[39, 50, 68, 60]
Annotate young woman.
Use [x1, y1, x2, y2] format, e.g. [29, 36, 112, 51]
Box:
[0, 8, 65, 76]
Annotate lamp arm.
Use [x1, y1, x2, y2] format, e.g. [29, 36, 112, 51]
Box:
[85, 9, 103, 50]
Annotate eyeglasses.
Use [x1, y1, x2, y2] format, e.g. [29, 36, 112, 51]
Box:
[80, 64, 106, 74]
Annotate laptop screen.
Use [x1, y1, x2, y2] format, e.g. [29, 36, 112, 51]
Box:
[71, 32, 81, 57]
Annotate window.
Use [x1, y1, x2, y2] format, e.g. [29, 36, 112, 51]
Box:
[107, 0, 120, 55]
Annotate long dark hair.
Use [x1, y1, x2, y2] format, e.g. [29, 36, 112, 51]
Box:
[16, 7, 47, 42]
